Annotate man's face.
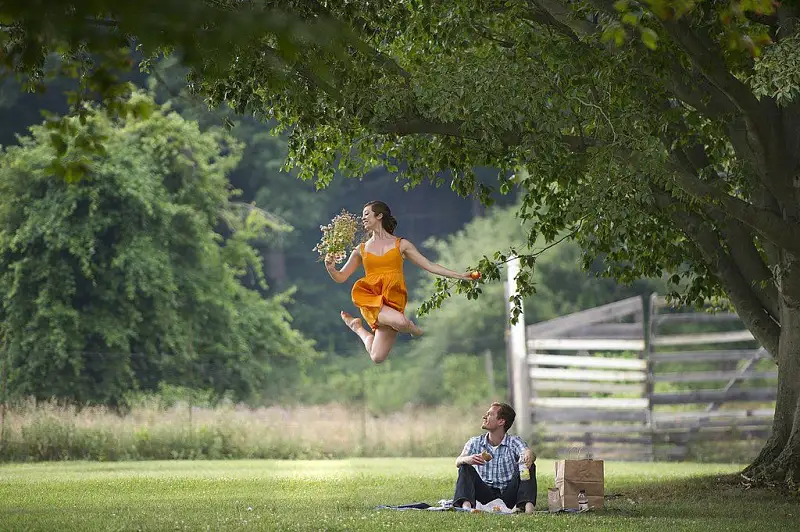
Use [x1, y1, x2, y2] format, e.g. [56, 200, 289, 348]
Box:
[481, 406, 504, 431]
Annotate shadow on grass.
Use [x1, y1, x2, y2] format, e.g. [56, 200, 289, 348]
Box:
[597, 472, 796, 522]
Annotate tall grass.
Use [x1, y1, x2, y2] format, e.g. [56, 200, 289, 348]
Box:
[0, 400, 484, 462]
[0, 399, 764, 463]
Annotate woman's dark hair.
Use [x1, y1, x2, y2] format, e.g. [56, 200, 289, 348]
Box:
[365, 201, 397, 234]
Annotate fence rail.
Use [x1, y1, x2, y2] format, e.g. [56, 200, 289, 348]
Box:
[653, 370, 777, 383]
[529, 353, 647, 370]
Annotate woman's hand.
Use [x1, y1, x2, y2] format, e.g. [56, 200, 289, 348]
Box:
[325, 249, 362, 283]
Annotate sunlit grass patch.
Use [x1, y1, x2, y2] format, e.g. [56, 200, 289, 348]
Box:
[1, 458, 795, 531]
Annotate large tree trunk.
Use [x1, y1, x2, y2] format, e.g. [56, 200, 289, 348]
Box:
[744, 253, 800, 486]
[761, 393, 800, 485]
[742, 338, 800, 478]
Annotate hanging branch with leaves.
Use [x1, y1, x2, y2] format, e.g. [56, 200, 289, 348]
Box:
[416, 226, 581, 323]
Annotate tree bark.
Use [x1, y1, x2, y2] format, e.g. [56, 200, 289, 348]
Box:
[742, 348, 798, 477]
[759, 393, 800, 486]
[744, 253, 800, 485]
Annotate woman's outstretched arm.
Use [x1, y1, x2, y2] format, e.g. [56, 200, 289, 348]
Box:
[325, 248, 362, 283]
[400, 239, 472, 280]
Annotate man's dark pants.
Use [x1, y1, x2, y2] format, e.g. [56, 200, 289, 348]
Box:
[453, 464, 537, 509]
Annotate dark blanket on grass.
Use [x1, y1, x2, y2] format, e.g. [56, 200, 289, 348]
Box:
[376, 499, 513, 513]
[377, 499, 583, 514]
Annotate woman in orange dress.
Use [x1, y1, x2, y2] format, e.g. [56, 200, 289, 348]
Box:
[325, 201, 475, 364]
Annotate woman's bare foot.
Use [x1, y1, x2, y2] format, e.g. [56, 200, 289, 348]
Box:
[409, 321, 424, 337]
[341, 311, 364, 332]
[341, 311, 375, 353]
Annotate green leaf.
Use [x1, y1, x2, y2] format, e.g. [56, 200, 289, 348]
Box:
[641, 28, 659, 50]
[50, 133, 68, 155]
[622, 13, 640, 26]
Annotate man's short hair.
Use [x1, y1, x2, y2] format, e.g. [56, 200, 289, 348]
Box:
[491, 402, 516, 433]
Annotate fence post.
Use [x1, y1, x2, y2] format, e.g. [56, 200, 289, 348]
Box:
[503, 282, 515, 405]
[505, 256, 530, 438]
[644, 293, 658, 460]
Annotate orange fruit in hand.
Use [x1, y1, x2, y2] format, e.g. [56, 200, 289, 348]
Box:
[469, 271, 481, 280]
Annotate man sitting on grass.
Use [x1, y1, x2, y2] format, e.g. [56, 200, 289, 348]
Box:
[453, 402, 536, 513]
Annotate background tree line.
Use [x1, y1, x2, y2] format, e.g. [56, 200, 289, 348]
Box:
[0, 56, 662, 410]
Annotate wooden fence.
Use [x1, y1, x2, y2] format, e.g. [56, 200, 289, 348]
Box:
[504, 259, 776, 461]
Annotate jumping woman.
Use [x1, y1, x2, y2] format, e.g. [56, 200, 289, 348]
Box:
[325, 201, 476, 364]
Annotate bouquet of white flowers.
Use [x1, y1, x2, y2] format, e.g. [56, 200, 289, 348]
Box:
[313, 209, 364, 264]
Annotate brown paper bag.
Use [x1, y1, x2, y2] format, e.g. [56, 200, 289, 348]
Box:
[547, 488, 562, 513]
[554, 459, 604, 510]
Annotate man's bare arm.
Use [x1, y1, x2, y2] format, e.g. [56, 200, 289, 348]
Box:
[456, 441, 486, 467]
[455, 452, 468, 467]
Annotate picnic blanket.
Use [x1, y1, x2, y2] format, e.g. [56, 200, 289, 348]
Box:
[377, 498, 588, 514]
[377, 498, 514, 513]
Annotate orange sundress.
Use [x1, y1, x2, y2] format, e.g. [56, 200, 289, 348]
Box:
[351, 238, 408, 330]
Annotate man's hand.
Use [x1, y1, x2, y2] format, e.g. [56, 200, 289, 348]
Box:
[521, 448, 535, 469]
[457, 454, 487, 467]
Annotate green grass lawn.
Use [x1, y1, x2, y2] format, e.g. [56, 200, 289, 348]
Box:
[0, 458, 795, 531]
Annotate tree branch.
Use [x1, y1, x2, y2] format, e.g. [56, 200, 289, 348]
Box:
[673, 139, 710, 175]
[521, 0, 596, 42]
[652, 188, 781, 356]
[469, 22, 517, 48]
[658, 116, 783, 271]
[374, 115, 589, 153]
[776, 5, 800, 39]
[714, 216, 780, 321]
[726, 116, 768, 178]
[666, 155, 800, 256]
[665, 62, 738, 118]
[307, 0, 411, 81]
[258, 46, 343, 103]
[660, 102, 783, 221]
[744, 11, 778, 29]
[376, 117, 477, 139]
[573, 0, 750, 143]
[752, 187, 783, 268]
[656, 14, 797, 208]
[658, 16, 765, 121]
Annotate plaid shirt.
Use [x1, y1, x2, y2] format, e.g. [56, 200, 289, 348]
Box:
[461, 433, 528, 491]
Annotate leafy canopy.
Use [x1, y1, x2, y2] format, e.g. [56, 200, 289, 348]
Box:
[180, 1, 799, 365]
[4, 1, 798, 359]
